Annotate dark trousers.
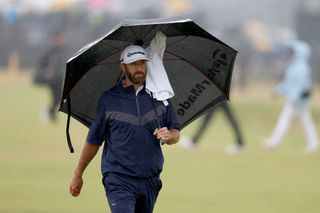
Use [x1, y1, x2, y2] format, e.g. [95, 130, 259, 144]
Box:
[103, 173, 162, 213]
[192, 101, 244, 146]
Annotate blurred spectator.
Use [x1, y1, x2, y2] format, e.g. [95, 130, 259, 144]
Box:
[264, 40, 319, 153]
[180, 101, 245, 154]
[33, 32, 66, 122]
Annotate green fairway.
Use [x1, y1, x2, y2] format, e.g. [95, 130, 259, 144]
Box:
[1, 80, 320, 213]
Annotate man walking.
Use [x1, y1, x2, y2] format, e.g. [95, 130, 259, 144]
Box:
[69, 44, 180, 213]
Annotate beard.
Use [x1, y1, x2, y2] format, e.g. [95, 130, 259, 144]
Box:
[125, 69, 146, 85]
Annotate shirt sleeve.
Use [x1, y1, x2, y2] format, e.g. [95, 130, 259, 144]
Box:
[86, 95, 108, 145]
[165, 99, 180, 130]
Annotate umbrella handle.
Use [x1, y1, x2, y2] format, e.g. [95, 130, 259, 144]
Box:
[155, 120, 166, 145]
[160, 139, 165, 145]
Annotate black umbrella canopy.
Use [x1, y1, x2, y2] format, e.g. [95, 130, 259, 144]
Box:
[59, 17, 237, 131]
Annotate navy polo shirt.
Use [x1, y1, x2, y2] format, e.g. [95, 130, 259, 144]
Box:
[86, 83, 180, 178]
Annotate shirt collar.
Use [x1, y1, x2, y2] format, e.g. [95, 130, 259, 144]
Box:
[120, 80, 145, 95]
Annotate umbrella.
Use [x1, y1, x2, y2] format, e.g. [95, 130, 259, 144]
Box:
[59, 17, 237, 153]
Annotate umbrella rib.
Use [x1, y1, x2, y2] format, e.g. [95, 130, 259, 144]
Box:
[100, 41, 123, 51]
[106, 38, 136, 43]
[141, 25, 159, 41]
[165, 50, 228, 98]
[166, 36, 188, 47]
[129, 26, 138, 41]
[98, 50, 122, 64]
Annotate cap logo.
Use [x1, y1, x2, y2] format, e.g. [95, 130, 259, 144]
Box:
[127, 51, 146, 57]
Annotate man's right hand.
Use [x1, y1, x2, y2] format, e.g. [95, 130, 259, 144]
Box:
[69, 175, 83, 197]
[69, 141, 100, 197]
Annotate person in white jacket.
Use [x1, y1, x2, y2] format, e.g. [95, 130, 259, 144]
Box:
[264, 40, 319, 153]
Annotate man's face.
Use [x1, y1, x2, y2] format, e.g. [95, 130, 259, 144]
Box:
[124, 60, 147, 85]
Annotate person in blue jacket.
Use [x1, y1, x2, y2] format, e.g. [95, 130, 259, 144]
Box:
[264, 40, 319, 153]
[69, 45, 180, 213]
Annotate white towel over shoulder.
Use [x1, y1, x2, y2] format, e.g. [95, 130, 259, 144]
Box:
[145, 31, 174, 106]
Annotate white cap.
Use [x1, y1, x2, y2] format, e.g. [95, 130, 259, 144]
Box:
[120, 45, 149, 64]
